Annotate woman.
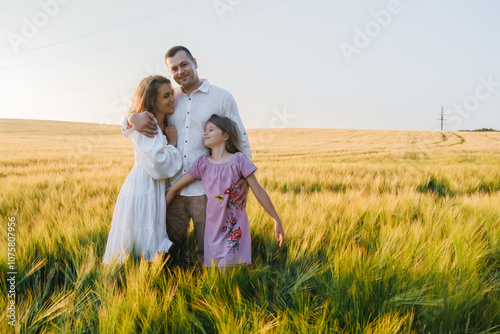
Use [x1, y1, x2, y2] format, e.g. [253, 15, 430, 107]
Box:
[103, 75, 182, 264]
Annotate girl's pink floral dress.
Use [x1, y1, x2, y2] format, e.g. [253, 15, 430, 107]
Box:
[188, 152, 256, 267]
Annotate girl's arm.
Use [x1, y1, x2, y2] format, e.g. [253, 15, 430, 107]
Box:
[166, 173, 197, 206]
[246, 173, 284, 247]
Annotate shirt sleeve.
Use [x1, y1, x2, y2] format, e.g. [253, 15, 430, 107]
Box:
[223, 94, 252, 161]
[122, 115, 134, 138]
[187, 155, 204, 180]
[131, 127, 182, 180]
[237, 152, 257, 179]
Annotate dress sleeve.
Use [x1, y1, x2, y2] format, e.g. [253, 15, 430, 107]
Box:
[122, 115, 134, 138]
[222, 94, 252, 161]
[187, 155, 205, 180]
[131, 127, 182, 180]
[237, 152, 257, 179]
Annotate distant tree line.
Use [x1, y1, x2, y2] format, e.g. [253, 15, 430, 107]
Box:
[459, 128, 499, 132]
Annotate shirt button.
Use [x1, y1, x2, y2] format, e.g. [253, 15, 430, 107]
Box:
[185, 140, 187, 143]
[184, 155, 187, 158]
[183, 170, 187, 172]
[187, 112, 190, 114]
[186, 126, 188, 128]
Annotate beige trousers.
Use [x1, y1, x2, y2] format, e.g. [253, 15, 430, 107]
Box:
[166, 194, 207, 266]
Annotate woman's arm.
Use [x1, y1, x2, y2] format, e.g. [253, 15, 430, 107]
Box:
[166, 173, 197, 206]
[132, 121, 181, 180]
[246, 173, 284, 247]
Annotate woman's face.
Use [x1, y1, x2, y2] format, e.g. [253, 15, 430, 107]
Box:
[154, 83, 175, 115]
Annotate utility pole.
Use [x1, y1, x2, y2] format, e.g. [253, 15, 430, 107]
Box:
[441, 107, 444, 131]
[441, 107, 444, 132]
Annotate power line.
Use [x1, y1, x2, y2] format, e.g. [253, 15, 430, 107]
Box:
[0, 0, 205, 58]
[0, 0, 291, 71]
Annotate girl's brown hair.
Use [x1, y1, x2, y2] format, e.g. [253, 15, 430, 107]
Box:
[129, 75, 171, 116]
[206, 114, 242, 155]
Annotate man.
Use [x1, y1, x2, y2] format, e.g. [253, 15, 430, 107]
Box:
[127, 46, 252, 266]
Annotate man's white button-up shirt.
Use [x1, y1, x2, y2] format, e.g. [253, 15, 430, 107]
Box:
[167, 79, 251, 196]
[123, 79, 252, 195]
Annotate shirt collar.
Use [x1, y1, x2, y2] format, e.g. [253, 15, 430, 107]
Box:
[196, 79, 210, 94]
[176, 79, 210, 96]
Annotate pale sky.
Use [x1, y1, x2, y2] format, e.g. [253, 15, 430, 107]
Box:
[1, 0, 499, 131]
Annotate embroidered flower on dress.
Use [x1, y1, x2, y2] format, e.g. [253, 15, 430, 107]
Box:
[231, 229, 242, 241]
[221, 213, 241, 253]
[224, 185, 238, 209]
[215, 184, 238, 209]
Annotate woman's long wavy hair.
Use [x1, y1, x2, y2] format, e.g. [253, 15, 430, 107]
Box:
[129, 75, 171, 116]
[206, 114, 242, 156]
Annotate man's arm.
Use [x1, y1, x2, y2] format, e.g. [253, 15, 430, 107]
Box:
[127, 112, 159, 138]
[121, 115, 135, 138]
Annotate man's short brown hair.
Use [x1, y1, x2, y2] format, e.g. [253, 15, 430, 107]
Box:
[165, 46, 194, 62]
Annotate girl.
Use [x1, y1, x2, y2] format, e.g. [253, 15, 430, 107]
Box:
[103, 75, 182, 264]
[166, 114, 284, 267]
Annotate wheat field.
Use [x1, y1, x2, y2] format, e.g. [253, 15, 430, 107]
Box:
[1, 119, 499, 333]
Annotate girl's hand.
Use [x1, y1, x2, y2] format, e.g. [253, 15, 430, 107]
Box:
[166, 173, 197, 207]
[275, 221, 284, 247]
[165, 188, 175, 207]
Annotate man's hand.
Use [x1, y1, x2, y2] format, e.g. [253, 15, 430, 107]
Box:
[129, 111, 158, 138]
[234, 178, 249, 210]
[165, 125, 177, 147]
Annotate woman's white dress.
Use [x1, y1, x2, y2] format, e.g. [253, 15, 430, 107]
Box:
[103, 120, 181, 264]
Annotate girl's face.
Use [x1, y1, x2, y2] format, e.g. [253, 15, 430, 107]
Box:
[154, 83, 175, 115]
[203, 121, 227, 148]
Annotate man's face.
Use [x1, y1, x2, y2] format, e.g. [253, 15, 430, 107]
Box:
[166, 51, 198, 90]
